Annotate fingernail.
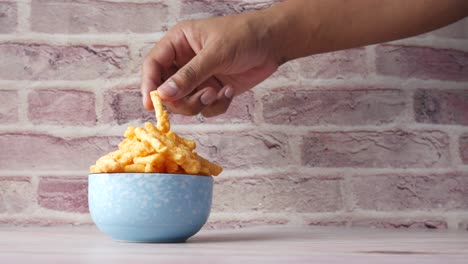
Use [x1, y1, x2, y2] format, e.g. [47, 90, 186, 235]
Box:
[224, 85, 234, 99]
[201, 91, 216, 105]
[159, 79, 178, 97]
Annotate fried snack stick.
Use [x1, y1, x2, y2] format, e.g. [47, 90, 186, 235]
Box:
[90, 151, 123, 173]
[195, 153, 223, 176]
[90, 91, 223, 176]
[150, 90, 170, 133]
[133, 127, 168, 154]
[167, 131, 196, 150]
[144, 122, 201, 174]
[124, 164, 145, 173]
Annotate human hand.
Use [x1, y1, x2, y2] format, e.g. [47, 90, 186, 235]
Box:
[141, 10, 280, 117]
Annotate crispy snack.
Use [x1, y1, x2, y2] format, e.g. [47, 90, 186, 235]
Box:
[89, 91, 222, 176]
[150, 91, 170, 133]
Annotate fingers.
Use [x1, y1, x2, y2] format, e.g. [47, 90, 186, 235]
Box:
[157, 47, 220, 102]
[201, 85, 234, 117]
[165, 83, 234, 117]
[163, 77, 220, 115]
[165, 86, 217, 116]
[141, 37, 176, 110]
[141, 58, 160, 111]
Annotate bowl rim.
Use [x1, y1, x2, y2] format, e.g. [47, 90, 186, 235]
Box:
[88, 172, 213, 179]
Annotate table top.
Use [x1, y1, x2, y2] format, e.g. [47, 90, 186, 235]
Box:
[1, 226, 467, 264]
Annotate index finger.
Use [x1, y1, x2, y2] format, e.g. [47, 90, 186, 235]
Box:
[141, 37, 176, 110]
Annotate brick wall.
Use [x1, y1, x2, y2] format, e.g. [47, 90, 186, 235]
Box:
[0, 0, 467, 230]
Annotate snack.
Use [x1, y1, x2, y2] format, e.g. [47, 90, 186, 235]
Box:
[90, 91, 222, 176]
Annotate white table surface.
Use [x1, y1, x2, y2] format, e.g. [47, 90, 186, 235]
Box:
[0, 226, 467, 264]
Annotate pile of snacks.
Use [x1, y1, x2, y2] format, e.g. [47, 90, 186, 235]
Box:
[89, 91, 222, 176]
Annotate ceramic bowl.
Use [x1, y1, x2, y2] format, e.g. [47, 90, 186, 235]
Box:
[88, 173, 213, 243]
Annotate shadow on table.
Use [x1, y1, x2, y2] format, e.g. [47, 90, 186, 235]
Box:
[188, 229, 299, 244]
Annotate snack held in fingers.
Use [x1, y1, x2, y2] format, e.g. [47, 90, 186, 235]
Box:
[90, 91, 223, 176]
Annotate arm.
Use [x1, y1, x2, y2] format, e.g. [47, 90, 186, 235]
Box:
[141, 0, 468, 116]
[268, 0, 468, 63]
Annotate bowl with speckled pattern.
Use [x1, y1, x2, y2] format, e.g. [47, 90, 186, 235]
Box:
[88, 173, 213, 243]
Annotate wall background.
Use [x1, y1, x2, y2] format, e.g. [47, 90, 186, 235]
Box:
[0, 0, 467, 230]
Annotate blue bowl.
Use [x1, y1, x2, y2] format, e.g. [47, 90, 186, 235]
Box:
[88, 173, 213, 243]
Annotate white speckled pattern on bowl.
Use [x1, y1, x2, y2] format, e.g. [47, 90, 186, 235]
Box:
[88, 173, 213, 243]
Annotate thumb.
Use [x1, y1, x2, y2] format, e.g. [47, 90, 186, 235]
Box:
[157, 48, 220, 101]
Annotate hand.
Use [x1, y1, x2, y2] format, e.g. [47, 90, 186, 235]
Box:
[141, 10, 280, 117]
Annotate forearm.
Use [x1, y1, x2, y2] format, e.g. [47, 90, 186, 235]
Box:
[264, 0, 468, 63]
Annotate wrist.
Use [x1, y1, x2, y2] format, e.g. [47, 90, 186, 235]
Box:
[260, 0, 321, 64]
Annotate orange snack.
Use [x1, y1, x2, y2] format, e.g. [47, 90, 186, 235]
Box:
[90, 91, 222, 176]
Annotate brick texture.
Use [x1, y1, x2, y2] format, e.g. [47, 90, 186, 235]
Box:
[171, 91, 255, 124]
[0, 177, 34, 213]
[351, 217, 448, 229]
[28, 89, 96, 126]
[0, 133, 120, 170]
[414, 89, 468, 125]
[180, 0, 279, 20]
[268, 61, 297, 81]
[189, 130, 293, 170]
[459, 220, 468, 231]
[431, 18, 468, 39]
[38, 176, 88, 213]
[31, 0, 169, 33]
[376, 44, 468, 81]
[0, 2, 16, 34]
[0, 217, 93, 226]
[461, 133, 468, 165]
[0, 0, 467, 229]
[295, 48, 369, 79]
[302, 130, 450, 168]
[0, 90, 19, 124]
[101, 87, 153, 125]
[305, 218, 347, 227]
[212, 174, 343, 213]
[0, 43, 129, 80]
[205, 217, 288, 230]
[131, 43, 154, 75]
[349, 172, 468, 211]
[262, 88, 406, 126]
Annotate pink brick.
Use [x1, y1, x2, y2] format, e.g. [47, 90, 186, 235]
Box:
[0, 2, 16, 33]
[28, 89, 96, 126]
[302, 130, 450, 168]
[376, 44, 468, 81]
[131, 43, 153, 75]
[101, 87, 152, 125]
[0, 176, 34, 213]
[263, 88, 406, 126]
[351, 217, 447, 229]
[349, 172, 468, 211]
[269, 62, 298, 80]
[204, 218, 288, 230]
[306, 218, 347, 227]
[0, 90, 18, 124]
[171, 91, 255, 124]
[460, 133, 468, 164]
[31, 0, 168, 33]
[0, 216, 93, 226]
[212, 174, 343, 213]
[459, 219, 468, 231]
[38, 176, 88, 213]
[0, 133, 120, 170]
[295, 48, 369, 79]
[0, 43, 129, 80]
[187, 131, 293, 170]
[431, 18, 468, 39]
[180, 0, 279, 19]
[414, 89, 468, 125]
